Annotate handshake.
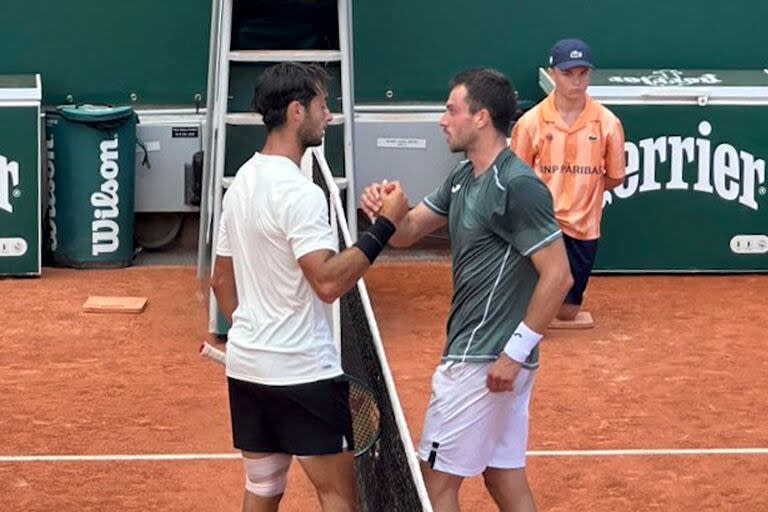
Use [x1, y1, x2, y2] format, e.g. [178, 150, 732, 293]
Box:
[359, 180, 410, 225]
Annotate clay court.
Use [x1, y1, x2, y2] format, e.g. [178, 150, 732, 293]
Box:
[2, 261, 767, 511]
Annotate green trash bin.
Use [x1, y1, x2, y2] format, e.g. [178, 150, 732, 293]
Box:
[46, 104, 137, 268]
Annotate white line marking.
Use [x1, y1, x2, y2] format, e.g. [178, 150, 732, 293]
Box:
[0, 453, 241, 463]
[527, 448, 768, 457]
[2, 448, 768, 463]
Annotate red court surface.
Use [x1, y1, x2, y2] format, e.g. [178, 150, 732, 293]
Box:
[2, 263, 767, 511]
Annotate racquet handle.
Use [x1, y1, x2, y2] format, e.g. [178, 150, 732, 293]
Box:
[200, 342, 226, 366]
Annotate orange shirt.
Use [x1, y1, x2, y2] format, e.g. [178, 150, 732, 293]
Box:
[511, 93, 625, 240]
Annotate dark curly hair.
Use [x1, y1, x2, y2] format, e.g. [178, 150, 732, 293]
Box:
[252, 62, 330, 131]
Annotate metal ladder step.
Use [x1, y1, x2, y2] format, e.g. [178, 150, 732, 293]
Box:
[226, 112, 345, 126]
[201, 0, 359, 336]
[222, 175, 348, 190]
[228, 50, 342, 63]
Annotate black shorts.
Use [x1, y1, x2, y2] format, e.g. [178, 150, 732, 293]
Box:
[227, 376, 354, 456]
[562, 234, 599, 306]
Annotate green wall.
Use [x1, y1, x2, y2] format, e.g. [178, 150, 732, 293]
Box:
[3, 2, 766, 107]
[1, 1, 211, 106]
[353, 1, 768, 103]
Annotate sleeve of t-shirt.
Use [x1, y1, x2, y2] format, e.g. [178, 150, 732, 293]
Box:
[215, 193, 233, 257]
[605, 114, 627, 180]
[492, 176, 562, 257]
[277, 182, 338, 259]
[423, 164, 459, 216]
[510, 116, 536, 167]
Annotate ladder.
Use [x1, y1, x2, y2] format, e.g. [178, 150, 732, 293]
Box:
[198, 0, 357, 334]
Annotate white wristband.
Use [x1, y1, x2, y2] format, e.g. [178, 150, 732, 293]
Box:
[503, 321, 543, 363]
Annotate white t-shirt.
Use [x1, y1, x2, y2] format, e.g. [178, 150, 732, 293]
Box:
[216, 152, 341, 386]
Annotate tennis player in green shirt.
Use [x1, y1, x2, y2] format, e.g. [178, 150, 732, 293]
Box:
[361, 68, 573, 512]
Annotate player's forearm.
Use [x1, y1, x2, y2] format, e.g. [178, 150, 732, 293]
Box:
[389, 212, 420, 247]
[212, 279, 238, 324]
[502, 265, 571, 364]
[523, 264, 573, 333]
[389, 206, 446, 248]
[311, 249, 372, 303]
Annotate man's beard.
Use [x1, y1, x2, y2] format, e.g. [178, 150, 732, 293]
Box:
[448, 135, 468, 154]
[448, 128, 478, 154]
[298, 123, 323, 149]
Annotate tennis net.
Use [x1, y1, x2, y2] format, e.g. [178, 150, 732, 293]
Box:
[306, 148, 432, 512]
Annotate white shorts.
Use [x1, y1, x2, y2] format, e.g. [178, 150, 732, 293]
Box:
[417, 361, 536, 477]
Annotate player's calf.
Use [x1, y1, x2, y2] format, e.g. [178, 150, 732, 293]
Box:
[483, 467, 537, 512]
[556, 303, 581, 321]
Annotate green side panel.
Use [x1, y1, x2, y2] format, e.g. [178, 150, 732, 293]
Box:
[322, 125, 346, 178]
[47, 112, 137, 268]
[1, 1, 211, 106]
[231, 0, 339, 51]
[228, 62, 343, 113]
[353, 1, 768, 103]
[224, 125, 268, 177]
[596, 105, 768, 272]
[0, 107, 40, 276]
[224, 125, 345, 179]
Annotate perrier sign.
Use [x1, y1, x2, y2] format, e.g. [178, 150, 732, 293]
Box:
[584, 69, 768, 272]
[0, 75, 41, 276]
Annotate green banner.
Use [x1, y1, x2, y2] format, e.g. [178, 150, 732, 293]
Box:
[597, 105, 768, 271]
[0, 107, 40, 275]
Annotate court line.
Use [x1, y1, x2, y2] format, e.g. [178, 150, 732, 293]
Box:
[527, 448, 768, 457]
[2, 448, 768, 463]
[0, 454, 241, 462]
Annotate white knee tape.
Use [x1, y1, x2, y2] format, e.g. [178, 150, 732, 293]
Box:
[243, 453, 292, 497]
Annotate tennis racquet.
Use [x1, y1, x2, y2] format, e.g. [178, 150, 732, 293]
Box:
[199, 342, 381, 457]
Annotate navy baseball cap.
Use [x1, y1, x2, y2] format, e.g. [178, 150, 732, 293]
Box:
[549, 39, 595, 70]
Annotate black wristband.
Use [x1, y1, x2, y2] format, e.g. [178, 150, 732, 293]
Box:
[353, 216, 397, 263]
